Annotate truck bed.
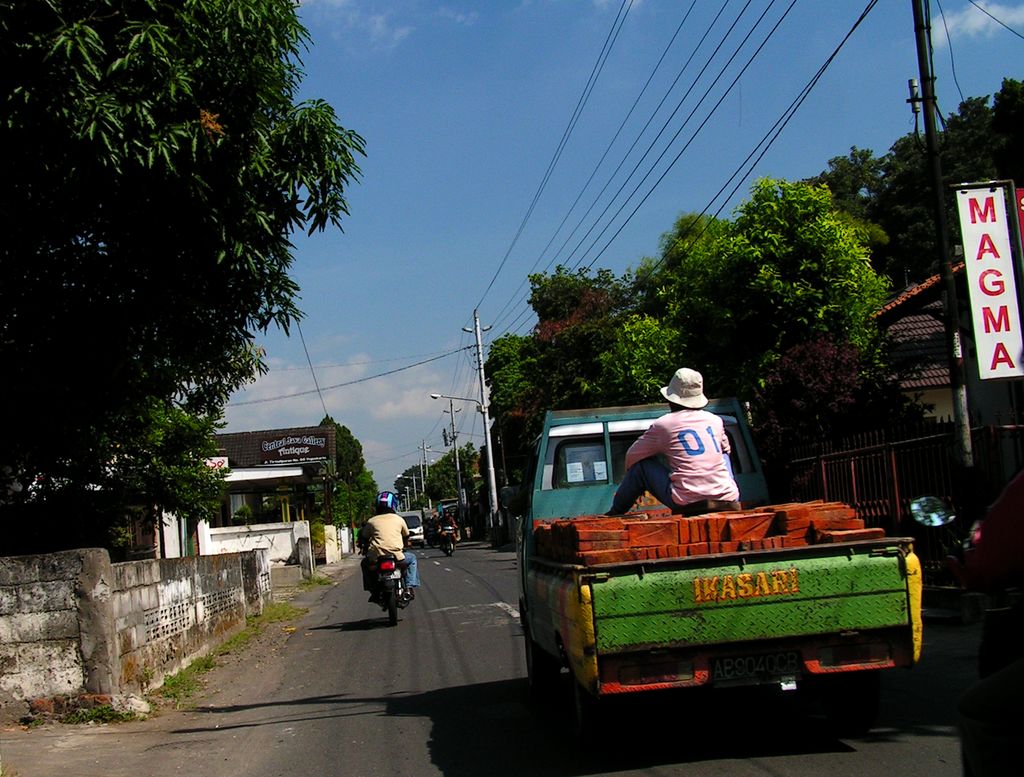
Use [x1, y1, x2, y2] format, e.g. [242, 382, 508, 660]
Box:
[527, 537, 923, 696]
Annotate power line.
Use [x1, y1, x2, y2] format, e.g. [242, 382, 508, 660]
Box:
[967, 0, 1024, 40]
[488, 1, 700, 330]
[268, 348, 465, 371]
[472, 0, 635, 311]
[579, 0, 800, 272]
[638, 0, 882, 280]
[490, 0, 758, 334]
[227, 345, 472, 406]
[934, 0, 966, 106]
[492, 0, 880, 339]
[296, 320, 329, 419]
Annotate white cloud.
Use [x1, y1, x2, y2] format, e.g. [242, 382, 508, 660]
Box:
[933, 3, 1024, 45]
[366, 13, 414, 46]
[300, 0, 415, 51]
[437, 7, 479, 26]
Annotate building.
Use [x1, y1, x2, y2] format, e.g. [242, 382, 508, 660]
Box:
[212, 424, 337, 527]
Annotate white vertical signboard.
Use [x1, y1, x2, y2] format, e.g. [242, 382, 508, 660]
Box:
[955, 185, 1024, 380]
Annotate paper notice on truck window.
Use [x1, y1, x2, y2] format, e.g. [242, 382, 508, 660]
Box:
[593, 461, 607, 480]
[566, 461, 585, 482]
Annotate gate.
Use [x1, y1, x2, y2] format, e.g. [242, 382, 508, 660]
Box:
[786, 422, 1024, 586]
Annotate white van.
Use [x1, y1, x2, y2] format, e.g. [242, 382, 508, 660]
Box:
[399, 510, 425, 547]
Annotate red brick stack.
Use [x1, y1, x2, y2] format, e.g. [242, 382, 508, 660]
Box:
[532, 500, 886, 565]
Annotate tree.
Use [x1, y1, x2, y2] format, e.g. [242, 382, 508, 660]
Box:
[484, 267, 634, 483]
[804, 147, 889, 265]
[596, 314, 677, 406]
[991, 78, 1024, 186]
[485, 333, 543, 485]
[647, 178, 891, 400]
[424, 444, 478, 504]
[1, 1, 365, 548]
[870, 96, 996, 282]
[319, 416, 377, 529]
[393, 464, 430, 510]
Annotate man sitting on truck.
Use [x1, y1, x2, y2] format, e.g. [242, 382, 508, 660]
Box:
[608, 367, 739, 515]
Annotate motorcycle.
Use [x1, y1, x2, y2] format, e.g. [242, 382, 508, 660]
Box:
[369, 553, 414, 626]
[910, 490, 1024, 776]
[910, 494, 1024, 675]
[439, 524, 456, 556]
[425, 522, 438, 547]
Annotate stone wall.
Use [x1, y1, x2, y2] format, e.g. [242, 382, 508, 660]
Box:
[0, 547, 271, 707]
[199, 520, 314, 579]
[0, 550, 100, 703]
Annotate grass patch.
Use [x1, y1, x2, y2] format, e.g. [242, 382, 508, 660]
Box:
[158, 655, 217, 707]
[61, 704, 136, 725]
[155, 602, 306, 707]
[298, 574, 333, 590]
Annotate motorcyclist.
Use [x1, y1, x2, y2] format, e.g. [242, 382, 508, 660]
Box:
[360, 491, 420, 601]
[440, 505, 458, 544]
[950, 469, 1024, 776]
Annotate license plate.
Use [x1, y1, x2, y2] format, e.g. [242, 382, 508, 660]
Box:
[712, 652, 799, 684]
[380, 570, 401, 580]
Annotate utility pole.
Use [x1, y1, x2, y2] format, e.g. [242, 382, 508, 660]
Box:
[443, 400, 465, 525]
[419, 440, 431, 497]
[464, 309, 500, 543]
[910, 0, 974, 467]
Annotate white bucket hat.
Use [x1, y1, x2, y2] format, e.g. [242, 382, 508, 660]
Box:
[660, 367, 708, 409]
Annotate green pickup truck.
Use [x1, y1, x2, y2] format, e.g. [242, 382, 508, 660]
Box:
[516, 400, 923, 737]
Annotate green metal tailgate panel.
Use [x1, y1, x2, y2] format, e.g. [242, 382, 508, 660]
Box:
[591, 551, 910, 652]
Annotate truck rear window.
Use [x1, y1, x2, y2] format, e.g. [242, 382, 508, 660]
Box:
[552, 437, 608, 488]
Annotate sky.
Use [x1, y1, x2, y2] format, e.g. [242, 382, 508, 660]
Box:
[221, 0, 1024, 489]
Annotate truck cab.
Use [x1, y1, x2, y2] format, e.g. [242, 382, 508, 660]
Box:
[517, 399, 769, 557]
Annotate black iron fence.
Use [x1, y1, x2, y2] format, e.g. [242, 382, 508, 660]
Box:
[786, 421, 1024, 586]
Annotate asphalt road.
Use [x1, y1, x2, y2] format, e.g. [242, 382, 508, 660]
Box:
[1, 543, 980, 777]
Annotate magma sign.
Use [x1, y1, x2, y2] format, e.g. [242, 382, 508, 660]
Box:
[955, 185, 1024, 380]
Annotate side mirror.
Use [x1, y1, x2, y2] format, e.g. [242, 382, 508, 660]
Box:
[909, 496, 956, 527]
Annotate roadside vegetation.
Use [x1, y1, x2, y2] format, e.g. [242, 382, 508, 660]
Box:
[156, 601, 306, 708]
[60, 705, 137, 725]
[298, 574, 334, 590]
[1, 0, 366, 554]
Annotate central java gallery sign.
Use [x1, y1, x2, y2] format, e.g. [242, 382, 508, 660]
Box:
[259, 434, 329, 464]
[955, 184, 1024, 380]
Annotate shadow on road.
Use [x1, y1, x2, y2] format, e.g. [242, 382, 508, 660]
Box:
[309, 618, 396, 632]
[385, 679, 862, 776]
[173, 676, 880, 775]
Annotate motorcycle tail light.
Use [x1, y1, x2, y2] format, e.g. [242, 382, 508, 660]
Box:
[970, 521, 983, 548]
[379, 560, 396, 572]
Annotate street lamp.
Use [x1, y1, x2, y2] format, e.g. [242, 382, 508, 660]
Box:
[430, 392, 499, 541]
[430, 394, 466, 526]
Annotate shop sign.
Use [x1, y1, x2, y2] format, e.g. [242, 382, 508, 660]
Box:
[259, 434, 329, 464]
[955, 185, 1024, 379]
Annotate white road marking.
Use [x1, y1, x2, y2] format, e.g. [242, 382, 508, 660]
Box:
[426, 602, 520, 619]
[492, 601, 520, 620]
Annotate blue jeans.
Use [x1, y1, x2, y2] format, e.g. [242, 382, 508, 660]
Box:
[403, 551, 420, 587]
[609, 458, 679, 514]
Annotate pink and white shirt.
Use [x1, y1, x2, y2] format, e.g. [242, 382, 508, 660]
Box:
[625, 409, 739, 505]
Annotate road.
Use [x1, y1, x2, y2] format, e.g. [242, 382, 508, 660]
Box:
[1, 542, 977, 776]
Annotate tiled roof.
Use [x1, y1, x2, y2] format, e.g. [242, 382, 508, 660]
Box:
[876, 263, 965, 323]
[886, 300, 950, 389]
[876, 265, 966, 391]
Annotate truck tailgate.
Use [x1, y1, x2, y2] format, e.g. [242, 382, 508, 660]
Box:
[588, 541, 917, 653]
